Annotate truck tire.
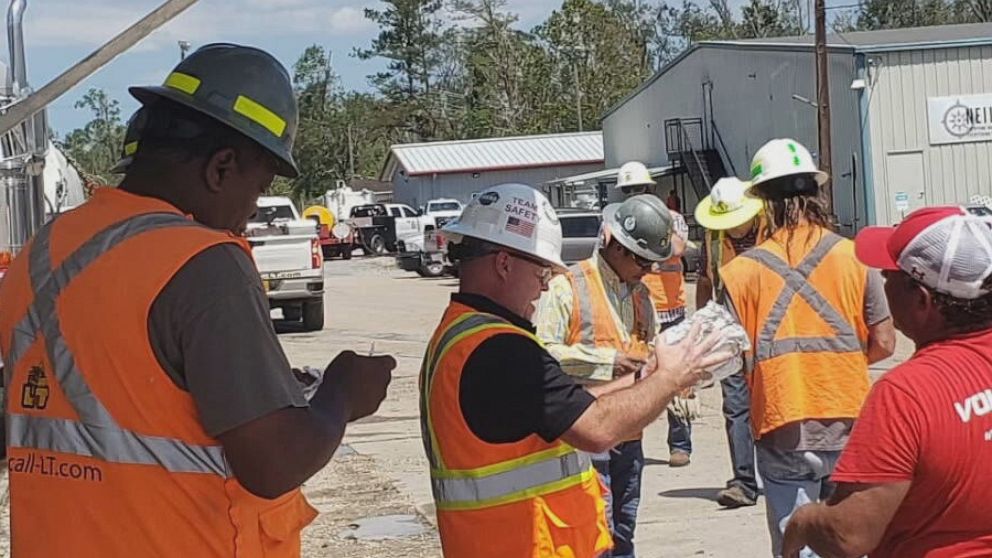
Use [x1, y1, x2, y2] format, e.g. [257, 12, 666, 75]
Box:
[368, 233, 386, 255]
[417, 261, 445, 278]
[283, 306, 302, 321]
[302, 300, 325, 331]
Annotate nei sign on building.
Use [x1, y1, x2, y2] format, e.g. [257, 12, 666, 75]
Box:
[928, 94, 992, 145]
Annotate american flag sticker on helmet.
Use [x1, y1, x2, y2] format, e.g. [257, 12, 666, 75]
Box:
[506, 216, 536, 238]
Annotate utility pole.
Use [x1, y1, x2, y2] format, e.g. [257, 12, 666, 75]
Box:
[346, 123, 356, 179]
[178, 40, 191, 60]
[814, 0, 833, 215]
[573, 62, 583, 132]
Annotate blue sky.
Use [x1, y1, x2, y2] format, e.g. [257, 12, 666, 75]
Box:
[10, 0, 827, 137]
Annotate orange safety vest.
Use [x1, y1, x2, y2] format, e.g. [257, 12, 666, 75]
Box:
[565, 259, 653, 361]
[720, 225, 871, 439]
[0, 188, 317, 558]
[642, 256, 686, 318]
[420, 302, 612, 558]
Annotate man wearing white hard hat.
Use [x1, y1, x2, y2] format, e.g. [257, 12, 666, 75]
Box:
[720, 139, 896, 557]
[783, 205, 992, 557]
[615, 161, 655, 196]
[419, 183, 734, 557]
[535, 193, 683, 558]
[693, 176, 765, 509]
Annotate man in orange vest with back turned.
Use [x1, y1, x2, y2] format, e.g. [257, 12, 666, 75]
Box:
[720, 139, 896, 557]
[423, 183, 734, 557]
[0, 44, 394, 557]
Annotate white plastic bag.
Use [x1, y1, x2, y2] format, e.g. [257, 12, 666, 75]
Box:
[661, 301, 751, 386]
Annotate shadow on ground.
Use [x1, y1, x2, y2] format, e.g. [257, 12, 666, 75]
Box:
[658, 487, 722, 502]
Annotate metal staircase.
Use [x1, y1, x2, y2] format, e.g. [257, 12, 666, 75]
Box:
[664, 118, 732, 200]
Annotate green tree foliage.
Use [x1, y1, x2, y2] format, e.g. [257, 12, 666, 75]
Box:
[62, 88, 125, 186]
[534, 0, 655, 130]
[356, 0, 447, 141]
[59, 0, 976, 197]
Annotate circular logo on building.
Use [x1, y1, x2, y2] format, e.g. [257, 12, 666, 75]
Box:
[943, 100, 973, 138]
[478, 191, 500, 206]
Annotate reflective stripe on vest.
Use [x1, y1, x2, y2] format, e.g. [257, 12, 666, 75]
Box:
[419, 312, 509, 471]
[5, 212, 231, 477]
[709, 231, 728, 294]
[739, 233, 865, 364]
[421, 312, 593, 511]
[431, 447, 593, 511]
[657, 261, 683, 273]
[570, 263, 597, 346]
[570, 260, 650, 348]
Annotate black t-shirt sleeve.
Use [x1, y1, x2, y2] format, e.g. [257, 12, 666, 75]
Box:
[459, 333, 595, 444]
[147, 243, 308, 437]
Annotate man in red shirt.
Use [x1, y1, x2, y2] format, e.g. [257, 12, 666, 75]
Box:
[782, 205, 992, 558]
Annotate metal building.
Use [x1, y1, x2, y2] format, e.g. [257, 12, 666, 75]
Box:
[379, 132, 604, 209]
[602, 22, 992, 233]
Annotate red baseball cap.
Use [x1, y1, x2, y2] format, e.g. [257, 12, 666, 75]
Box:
[855, 206, 992, 299]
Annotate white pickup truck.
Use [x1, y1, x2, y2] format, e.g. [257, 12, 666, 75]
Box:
[246, 196, 325, 331]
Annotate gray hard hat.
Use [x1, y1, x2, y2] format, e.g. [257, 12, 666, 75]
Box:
[129, 43, 299, 178]
[604, 194, 674, 261]
[109, 107, 148, 175]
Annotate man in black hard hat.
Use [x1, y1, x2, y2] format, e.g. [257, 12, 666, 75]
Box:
[0, 43, 394, 557]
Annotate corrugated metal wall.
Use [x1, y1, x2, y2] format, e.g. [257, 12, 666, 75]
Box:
[391, 163, 604, 209]
[866, 46, 992, 225]
[603, 46, 865, 234]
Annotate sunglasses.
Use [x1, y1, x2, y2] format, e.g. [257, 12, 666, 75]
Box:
[620, 245, 655, 269]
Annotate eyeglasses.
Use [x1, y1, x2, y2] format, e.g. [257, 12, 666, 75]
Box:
[505, 251, 556, 285]
[462, 246, 557, 284]
[621, 245, 655, 269]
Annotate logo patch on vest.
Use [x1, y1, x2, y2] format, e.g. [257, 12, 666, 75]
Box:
[21, 364, 50, 410]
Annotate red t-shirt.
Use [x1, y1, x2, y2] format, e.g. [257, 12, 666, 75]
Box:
[832, 328, 992, 557]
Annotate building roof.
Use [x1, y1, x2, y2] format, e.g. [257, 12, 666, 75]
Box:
[604, 22, 992, 121]
[719, 22, 992, 52]
[379, 131, 604, 180]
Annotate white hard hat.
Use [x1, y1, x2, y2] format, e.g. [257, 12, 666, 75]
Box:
[749, 139, 828, 197]
[694, 177, 764, 231]
[615, 161, 656, 189]
[441, 183, 566, 271]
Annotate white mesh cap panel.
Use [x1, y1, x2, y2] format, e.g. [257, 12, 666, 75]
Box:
[898, 214, 992, 299]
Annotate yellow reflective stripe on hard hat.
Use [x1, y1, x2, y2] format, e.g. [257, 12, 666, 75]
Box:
[124, 141, 139, 156]
[164, 72, 201, 95]
[233, 95, 287, 138]
[434, 464, 596, 512]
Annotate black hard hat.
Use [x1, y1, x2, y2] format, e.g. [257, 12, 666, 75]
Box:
[129, 43, 299, 178]
[109, 107, 148, 175]
[604, 194, 674, 261]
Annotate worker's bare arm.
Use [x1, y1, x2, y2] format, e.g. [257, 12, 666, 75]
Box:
[562, 325, 732, 452]
[219, 351, 393, 499]
[866, 318, 896, 364]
